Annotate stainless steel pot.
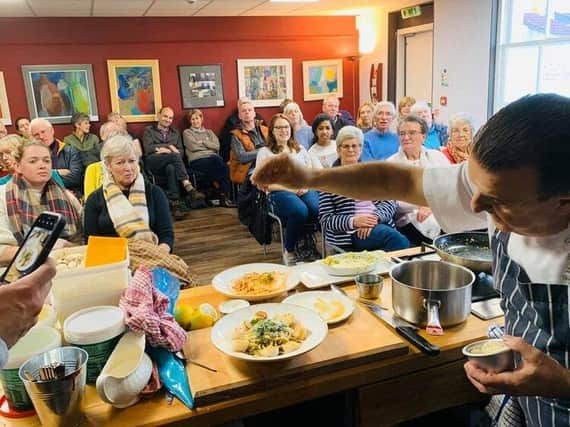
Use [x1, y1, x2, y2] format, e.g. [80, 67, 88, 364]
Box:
[427, 232, 492, 273]
[391, 260, 475, 330]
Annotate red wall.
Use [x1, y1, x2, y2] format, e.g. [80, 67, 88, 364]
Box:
[0, 17, 359, 139]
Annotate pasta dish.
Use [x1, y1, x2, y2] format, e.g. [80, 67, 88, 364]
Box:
[231, 271, 288, 296]
[231, 311, 310, 357]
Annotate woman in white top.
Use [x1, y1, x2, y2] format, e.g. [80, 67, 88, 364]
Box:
[387, 115, 450, 244]
[283, 102, 314, 150]
[308, 114, 338, 168]
[255, 114, 320, 265]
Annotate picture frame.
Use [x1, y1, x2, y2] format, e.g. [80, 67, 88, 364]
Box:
[302, 59, 344, 101]
[0, 72, 12, 125]
[21, 64, 99, 124]
[178, 64, 224, 109]
[237, 59, 293, 107]
[107, 59, 162, 123]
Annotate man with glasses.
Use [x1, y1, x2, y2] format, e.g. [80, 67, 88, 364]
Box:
[361, 102, 400, 161]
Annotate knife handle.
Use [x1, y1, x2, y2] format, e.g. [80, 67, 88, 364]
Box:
[395, 326, 440, 356]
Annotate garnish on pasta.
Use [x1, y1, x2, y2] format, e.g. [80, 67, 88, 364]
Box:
[231, 271, 288, 296]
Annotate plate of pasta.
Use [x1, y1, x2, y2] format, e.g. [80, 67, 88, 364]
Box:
[211, 303, 328, 362]
[212, 263, 300, 301]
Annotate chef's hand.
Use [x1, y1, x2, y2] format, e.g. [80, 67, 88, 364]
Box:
[252, 153, 311, 191]
[353, 214, 378, 229]
[464, 335, 570, 400]
[416, 206, 432, 223]
[356, 227, 372, 240]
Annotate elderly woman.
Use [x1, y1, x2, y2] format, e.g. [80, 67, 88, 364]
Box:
[0, 140, 82, 265]
[441, 113, 474, 164]
[183, 109, 234, 208]
[387, 115, 450, 244]
[283, 102, 313, 150]
[15, 117, 33, 142]
[308, 114, 338, 168]
[0, 134, 19, 178]
[398, 96, 416, 118]
[319, 126, 409, 251]
[410, 101, 448, 149]
[63, 112, 101, 168]
[255, 114, 320, 265]
[356, 102, 374, 133]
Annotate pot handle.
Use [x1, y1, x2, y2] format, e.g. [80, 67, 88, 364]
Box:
[424, 299, 444, 336]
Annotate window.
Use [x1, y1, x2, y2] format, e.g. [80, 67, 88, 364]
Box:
[494, 0, 570, 111]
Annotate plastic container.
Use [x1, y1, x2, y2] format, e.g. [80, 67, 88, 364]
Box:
[63, 306, 125, 383]
[0, 327, 61, 411]
[51, 246, 130, 324]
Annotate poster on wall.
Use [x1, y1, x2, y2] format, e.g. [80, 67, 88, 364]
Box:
[178, 64, 225, 109]
[0, 72, 12, 125]
[237, 59, 293, 108]
[107, 59, 162, 123]
[21, 64, 99, 124]
[302, 59, 343, 101]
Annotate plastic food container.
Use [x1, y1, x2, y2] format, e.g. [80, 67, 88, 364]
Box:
[63, 306, 126, 383]
[0, 327, 61, 410]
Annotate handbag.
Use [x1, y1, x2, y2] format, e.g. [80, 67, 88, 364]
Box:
[247, 188, 272, 245]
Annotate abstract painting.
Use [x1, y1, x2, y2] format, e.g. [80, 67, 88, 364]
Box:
[21, 64, 99, 124]
[302, 59, 344, 101]
[107, 60, 162, 123]
[237, 59, 293, 107]
[178, 64, 224, 109]
[0, 72, 11, 125]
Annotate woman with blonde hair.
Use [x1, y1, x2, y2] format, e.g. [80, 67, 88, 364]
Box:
[0, 134, 21, 178]
[398, 96, 416, 118]
[283, 102, 313, 150]
[356, 102, 375, 133]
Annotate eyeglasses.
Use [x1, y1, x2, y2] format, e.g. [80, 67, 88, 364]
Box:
[273, 125, 290, 130]
[398, 130, 422, 137]
[340, 144, 361, 150]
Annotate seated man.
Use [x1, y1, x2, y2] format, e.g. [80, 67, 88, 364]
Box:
[320, 94, 353, 139]
[411, 101, 449, 149]
[361, 102, 400, 161]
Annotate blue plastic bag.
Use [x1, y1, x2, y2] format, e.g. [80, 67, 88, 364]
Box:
[152, 268, 181, 315]
[147, 347, 194, 409]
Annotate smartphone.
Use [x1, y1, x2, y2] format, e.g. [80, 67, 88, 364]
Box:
[0, 212, 66, 284]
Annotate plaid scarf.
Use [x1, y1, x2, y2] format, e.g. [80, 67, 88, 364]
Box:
[5, 174, 82, 244]
[103, 172, 158, 244]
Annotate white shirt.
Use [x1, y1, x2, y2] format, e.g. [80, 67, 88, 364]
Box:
[255, 146, 320, 171]
[424, 163, 570, 284]
[308, 141, 338, 169]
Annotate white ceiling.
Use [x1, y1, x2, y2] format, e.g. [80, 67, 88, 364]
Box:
[0, 0, 411, 17]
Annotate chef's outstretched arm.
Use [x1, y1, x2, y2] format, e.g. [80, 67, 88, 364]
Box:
[252, 153, 428, 206]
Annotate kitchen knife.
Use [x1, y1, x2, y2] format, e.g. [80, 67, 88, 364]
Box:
[360, 301, 440, 356]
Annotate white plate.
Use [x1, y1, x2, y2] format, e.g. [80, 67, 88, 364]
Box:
[212, 263, 300, 301]
[282, 291, 354, 324]
[294, 258, 395, 289]
[321, 251, 388, 276]
[211, 303, 328, 362]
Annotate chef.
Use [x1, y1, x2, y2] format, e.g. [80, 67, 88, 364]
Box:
[252, 93, 570, 426]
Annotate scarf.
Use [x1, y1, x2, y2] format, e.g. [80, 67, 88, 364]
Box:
[103, 172, 158, 244]
[5, 174, 82, 244]
[447, 138, 471, 163]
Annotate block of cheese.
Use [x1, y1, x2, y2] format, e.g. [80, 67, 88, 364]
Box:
[85, 236, 128, 267]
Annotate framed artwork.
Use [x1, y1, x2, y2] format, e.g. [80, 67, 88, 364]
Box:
[302, 59, 344, 101]
[21, 64, 99, 124]
[0, 72, 12, 125]
[107, 59, 162, 123]
[178, 64, 224, 109]
[237, 59, 293, 107]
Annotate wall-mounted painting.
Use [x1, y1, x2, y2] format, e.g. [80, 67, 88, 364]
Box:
[302, 59, 343, 101]
[107, 59, 162, 123]
[178, 64, 224, 109]
[21, 64, 99, 124]
[0, 72, 12, 125]
[237, 59, 293, 107]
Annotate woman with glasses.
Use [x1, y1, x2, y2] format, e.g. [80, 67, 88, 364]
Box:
[255, 114, 321, 265]
[319, 126, 409, 252]
[387, 115, 450, 244]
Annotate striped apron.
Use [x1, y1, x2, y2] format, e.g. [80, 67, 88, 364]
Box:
[491, 230, 570, 426]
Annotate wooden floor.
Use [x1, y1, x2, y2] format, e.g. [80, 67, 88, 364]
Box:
[173, 206, 283, 285]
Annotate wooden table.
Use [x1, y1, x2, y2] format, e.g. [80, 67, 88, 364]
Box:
[2, 248, 501, 427]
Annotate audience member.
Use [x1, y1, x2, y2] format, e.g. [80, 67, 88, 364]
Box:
[308, 114, 337, 168]
[30, 118, 83, 194]
[398, 96, 416, 118]
[14, 117, 32, 142]
[387, 115, 450, 244]
[320, 94, 353, 138]
[64, 112, 101, 169]
[255, 114, 320, 265]
[183, 109, 234, 207]
[411, 101, 449, 149]
[283, 102, 313, 150]
[107, 112, 143, 157]
[0, 140, 82, 264]
[219, 106, 265, 162]
[320, 126, 409, 251]
[0, 123, 7, 139]
[0, 134, 19, 178]
[441, 113, 474, 164]
[279, 98, 294, 112]
[361, 102, 400, 161]
[356, 102, 374, 134]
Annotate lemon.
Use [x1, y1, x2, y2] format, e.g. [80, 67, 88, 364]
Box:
[189, 311, 215, 330]
[199, 303, 218, 321]
[174, 303, 195, 330]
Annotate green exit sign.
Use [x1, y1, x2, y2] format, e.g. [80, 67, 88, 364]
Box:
[401, 5, 422, 19]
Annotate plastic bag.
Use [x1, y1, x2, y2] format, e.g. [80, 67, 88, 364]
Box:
[152, 267, 181, 315]
[147, 347, 194, 409]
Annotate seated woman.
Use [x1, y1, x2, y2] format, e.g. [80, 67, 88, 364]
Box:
[183, 109, 235, 208]
[387, 115, 450, 245]
[15, 117, 33, 142]
[308, 114, 338, 168]
[84, 135, 195, 286]
[398, 96, 416, 119]
[441, 113, 474, 164]
[255, 114, 320, 265]
[0, 140, 82, 265]
[64, 112, 101, 169]
[319, 126, 410, 252]
[283, 102, 313, 150]
[356, 102, 374, 134]
[0, 134, 19, 178]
